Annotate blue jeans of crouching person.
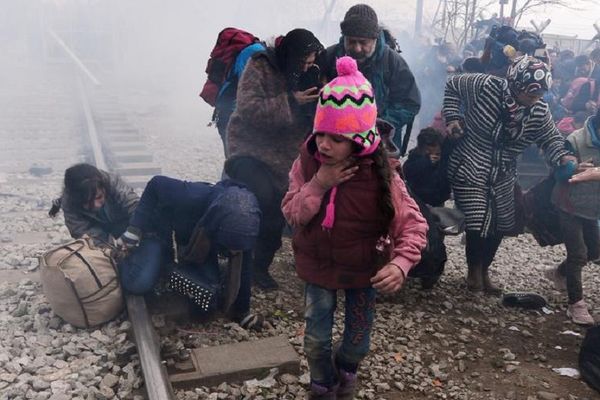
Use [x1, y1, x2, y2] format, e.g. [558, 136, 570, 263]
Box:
[118, 237, 168, 295]
[118, 239, 254, 318]
[303, 283, 376, 387]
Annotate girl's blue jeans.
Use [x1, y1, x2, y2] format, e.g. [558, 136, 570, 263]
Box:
[303, 283, 376, 387]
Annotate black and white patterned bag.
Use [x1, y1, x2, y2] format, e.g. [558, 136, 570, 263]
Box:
[167, 265, 219, 313]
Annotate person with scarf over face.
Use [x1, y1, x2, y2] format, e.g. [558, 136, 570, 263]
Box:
[225, 28, 324, 290]
[443, 55, 577, 295]
[282, 56, 427, 400]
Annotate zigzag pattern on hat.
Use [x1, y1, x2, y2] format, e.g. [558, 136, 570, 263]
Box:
[351, 129, 378, 146]
[318, 92, 375, 108]
[322, 83, 373, 96]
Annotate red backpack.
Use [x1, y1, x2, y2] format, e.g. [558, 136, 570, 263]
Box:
[199, 28, 260, 107]
[561, 77, 596, 111]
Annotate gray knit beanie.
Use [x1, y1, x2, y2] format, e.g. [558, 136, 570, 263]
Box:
[340, 4, 379, 39]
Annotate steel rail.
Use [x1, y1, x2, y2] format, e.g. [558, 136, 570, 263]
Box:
[77, 76, 176, 400]
[47, 29, 101, 86]
[52, 30, 175, 399]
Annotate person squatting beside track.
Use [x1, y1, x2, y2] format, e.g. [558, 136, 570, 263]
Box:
[282, 57, 428, 400]
[224, 28, 324, 291]
[116, 175, 264, 330]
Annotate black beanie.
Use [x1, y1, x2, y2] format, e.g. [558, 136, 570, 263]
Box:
[340, 4, 379, 39]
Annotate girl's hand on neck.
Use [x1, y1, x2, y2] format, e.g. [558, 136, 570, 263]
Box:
[314, 159, 358, 190]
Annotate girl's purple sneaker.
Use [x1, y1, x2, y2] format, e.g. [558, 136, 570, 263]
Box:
[336, 368, 357, 400]
[309, 382, 338, 400]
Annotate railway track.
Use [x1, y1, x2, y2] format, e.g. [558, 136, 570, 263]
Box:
[52, 32, 175, 399]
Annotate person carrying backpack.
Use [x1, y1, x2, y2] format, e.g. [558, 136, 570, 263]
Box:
[443, 56, 576, 295]
[562, 55, 600, 115]
[199, 28, 265, 156]
[224, 28, 324, 290]
[318, 4, 421, 152]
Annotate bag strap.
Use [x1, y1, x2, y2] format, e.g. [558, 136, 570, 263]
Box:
[54, 239, 86, 266]
[67, 278, 91, 329]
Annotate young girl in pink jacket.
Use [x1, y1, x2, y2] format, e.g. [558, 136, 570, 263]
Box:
[282, 56, 428, 400]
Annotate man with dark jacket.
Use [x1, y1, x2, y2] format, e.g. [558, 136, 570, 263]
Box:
[318, 4, 421, 149]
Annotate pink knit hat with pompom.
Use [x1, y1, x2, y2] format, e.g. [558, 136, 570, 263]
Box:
[311, 56, 380, 156]
[308, 56, 380, 230]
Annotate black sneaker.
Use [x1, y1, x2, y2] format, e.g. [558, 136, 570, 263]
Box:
[502, 292, 548, 310]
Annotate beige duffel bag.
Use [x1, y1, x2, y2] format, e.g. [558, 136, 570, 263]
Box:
[39, 235, 124, 328]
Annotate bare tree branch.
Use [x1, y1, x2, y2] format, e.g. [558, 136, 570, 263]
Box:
[513, 0, 600, 27]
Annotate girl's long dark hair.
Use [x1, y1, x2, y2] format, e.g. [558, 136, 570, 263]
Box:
[371, 145, 396, 231]
[352, 142, 395, 231]
[48, 163, 106, 217]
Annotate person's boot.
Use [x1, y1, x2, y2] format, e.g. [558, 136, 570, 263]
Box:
[482, 264, 502, 296]
[252, 267, 278, 290]
[309, 382, 338, 400]
[252, 247, 279, 290]
[466, 263, 483, 292]
[336, 368, 357, 400]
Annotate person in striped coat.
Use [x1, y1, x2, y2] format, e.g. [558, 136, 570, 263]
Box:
[442, 55, 577, 294]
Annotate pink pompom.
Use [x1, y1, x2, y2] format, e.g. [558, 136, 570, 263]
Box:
[336, 56, 358, 76]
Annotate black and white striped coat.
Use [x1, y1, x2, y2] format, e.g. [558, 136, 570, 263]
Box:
[442, 73, 569, 236]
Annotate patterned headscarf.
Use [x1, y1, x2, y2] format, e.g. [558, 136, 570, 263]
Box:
[506, 55, 552, 95]
[502, 56, 552, 140]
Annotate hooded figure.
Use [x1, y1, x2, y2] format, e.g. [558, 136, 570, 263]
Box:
[118, 176, 263, 330]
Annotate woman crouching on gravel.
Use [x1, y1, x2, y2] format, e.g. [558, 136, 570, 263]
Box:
[282, 57, 428, 399]
[49, 163, 138, 245]
[48, 163, 158, 293]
